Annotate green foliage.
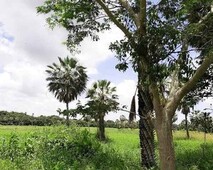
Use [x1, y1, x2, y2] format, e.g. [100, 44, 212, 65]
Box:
[37, 0, 110, 52]
[1, 126, 213, 169]
[0, 126, 142, 170]
[177, 110, 213, 133]
[37, 0, 213, 92]
[46, 57, 88, 104]
[77, 80, 119, 118]
[0, 110, 65, 126]
[190, 110, 213, 133]
[176, 142, 213, 170]
[46, 57, 88, 126]
[57, 108, 78, 118]
[37, 128, 102, 169]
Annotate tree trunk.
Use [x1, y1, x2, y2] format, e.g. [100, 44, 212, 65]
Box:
[97, 113, 105, 141]
[66, 102, 70, 127]
[156, 112, 176, 170]
[185, 113, 190, 139]
[138, 88, 155, 168]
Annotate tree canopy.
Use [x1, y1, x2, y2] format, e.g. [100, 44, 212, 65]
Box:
[46, 56, 88, 126]
[77, 80, 119, 140]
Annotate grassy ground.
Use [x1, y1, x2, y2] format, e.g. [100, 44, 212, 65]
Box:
[0, 125, 213, 169]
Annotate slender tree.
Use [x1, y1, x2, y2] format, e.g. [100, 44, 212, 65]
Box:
[46, 57, 88, 126]
[38, 1, 213, 169]
[177, 94, 198, 139]
[180, 104, 191, 138]
[85, 80, 119, 140]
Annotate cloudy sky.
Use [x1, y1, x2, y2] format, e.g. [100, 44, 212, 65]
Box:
[0, 0, 138, 121]
[0, 1, 212, 123]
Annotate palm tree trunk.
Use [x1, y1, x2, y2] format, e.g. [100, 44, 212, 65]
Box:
[185, 113, 190, 139]
[138, 88, 155, 168]
[97, 113, 105, 141]
[66, 102, 70, 126]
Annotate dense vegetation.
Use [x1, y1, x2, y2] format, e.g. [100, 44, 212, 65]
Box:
[0, 126, 213, 170]
[0, 126, 141, 170]
[0, 111, 65, 126]
[1, 110, 213, 133]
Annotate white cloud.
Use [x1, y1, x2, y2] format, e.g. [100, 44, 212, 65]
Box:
[0, 1, 69, 64]
[0, 0, 126, 118]
[106, 79, 137, 121]
[195, 98, 213, 112]
[0, 0, 124, 71]
[116, 80, 137, 107]
[77, 25, 124, 69]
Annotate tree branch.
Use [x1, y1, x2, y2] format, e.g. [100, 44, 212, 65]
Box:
[118, 0, 140, 27]
[199, 3, 213, 23]
[178, 52, 213, 100]
[95, 0, 132, 39]
[139, 0, 146, 35]
[166, 52, 213, 115]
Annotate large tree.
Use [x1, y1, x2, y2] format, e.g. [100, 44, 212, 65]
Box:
[46, 57, 88, 126]
[38, 1, 213, 169]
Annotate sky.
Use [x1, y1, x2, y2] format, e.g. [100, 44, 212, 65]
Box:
[0, 0, 212, 123]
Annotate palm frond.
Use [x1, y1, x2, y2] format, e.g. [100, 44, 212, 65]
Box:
[46, 56, 88, 104]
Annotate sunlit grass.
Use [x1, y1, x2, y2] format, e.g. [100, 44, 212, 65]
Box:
[173, 130, 213, 142]
[1, 126, 213, 169]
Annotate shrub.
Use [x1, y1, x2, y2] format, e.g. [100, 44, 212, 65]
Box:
[0, 126, 141, 169]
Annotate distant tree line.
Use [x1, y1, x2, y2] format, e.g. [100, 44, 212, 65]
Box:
[174, 111, 213, 133]
[0, 111, 65, 126]
[0, 110, 140, 128]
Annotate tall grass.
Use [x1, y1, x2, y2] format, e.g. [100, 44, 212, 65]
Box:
[0, 126, 213, 169]
[0, 126, 141, 170]
[173, 130, 213, 170]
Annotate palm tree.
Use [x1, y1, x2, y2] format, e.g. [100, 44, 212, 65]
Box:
[87, 80, 119, 140]
[178, 95, 199, 139]
[181, 104, 190, 139]
[46, 57, 88, 126]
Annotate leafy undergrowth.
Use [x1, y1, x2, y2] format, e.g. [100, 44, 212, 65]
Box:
[0, 126, 140, 170]
[175, 140, 213, 170]
[174, 131, 213, 170]
[0, 127, 213, 170]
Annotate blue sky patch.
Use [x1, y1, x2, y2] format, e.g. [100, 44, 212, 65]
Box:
[92, 57, 136, 84]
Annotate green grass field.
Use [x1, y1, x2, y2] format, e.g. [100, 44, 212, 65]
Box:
[0, 125, 213, 169]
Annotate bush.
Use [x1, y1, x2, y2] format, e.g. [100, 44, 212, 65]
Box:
[0, 126, 140, 169]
